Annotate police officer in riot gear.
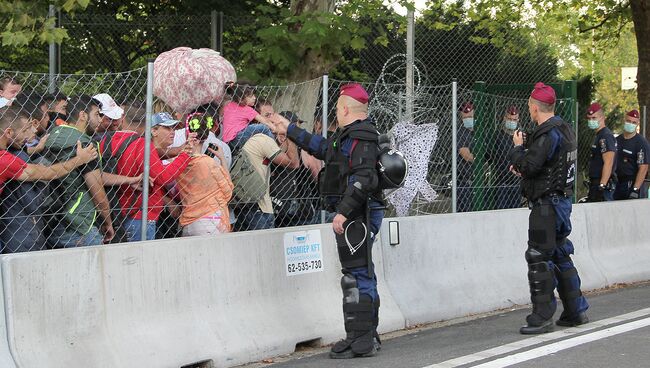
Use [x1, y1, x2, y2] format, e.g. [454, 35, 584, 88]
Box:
[272, 83, 384, 358]
[508, 82, 589, 334]
[614, 109, 650, 200]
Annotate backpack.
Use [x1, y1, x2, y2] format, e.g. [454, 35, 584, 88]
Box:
[100, 132, 142, 243]
[229, 148, 267, 203]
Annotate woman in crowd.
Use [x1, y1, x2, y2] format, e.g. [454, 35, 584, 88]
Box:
[177, 113, 234, 236]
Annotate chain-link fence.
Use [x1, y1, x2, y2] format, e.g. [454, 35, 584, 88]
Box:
[2, 67, 649, 253]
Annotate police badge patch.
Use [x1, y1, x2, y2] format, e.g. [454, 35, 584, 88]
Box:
[599, 138, 607, 153]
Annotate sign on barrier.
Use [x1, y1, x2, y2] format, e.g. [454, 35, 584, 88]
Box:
[284, 230, 324, 276]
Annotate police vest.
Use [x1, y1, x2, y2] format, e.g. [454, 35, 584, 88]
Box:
[319, 120, 380, 199]
[522, 117, 577, 201]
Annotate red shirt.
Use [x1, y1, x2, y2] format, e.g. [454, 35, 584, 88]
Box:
[0, 150, 27, 195]
[101, 132, 190, 221]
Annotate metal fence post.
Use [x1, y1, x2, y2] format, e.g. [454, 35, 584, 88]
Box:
[452, 80, 458, 213]
[211, 11, 223, 53]
[320, 74, 328, 223]
[142, 60, 154, 240]
[211, 10, 218, 52]
[405, 9, 414, 122]
[48, 5, 57, 94]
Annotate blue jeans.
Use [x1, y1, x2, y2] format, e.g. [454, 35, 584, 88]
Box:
[229, 124, 274, 150]
[124, 218, 157, 242]
[238, 209, 275, 231]
[48, 224, 104, 248]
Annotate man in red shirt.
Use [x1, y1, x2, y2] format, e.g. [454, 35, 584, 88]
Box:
[100, 112, 194, 241]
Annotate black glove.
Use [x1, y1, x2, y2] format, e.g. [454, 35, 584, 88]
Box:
[629, 188, 640, 199]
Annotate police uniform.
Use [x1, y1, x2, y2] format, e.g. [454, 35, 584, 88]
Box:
[286, 106, 383, 357]
[457, 125, 474, 212]
[587, 127, 617, 201]
[493, 129, 521, 209]
[508, 83, 589, 334]
[614, 133, 650, 199]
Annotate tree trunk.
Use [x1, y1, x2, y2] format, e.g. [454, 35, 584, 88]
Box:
[289, 0, 337, 81]
[290, 0, 335, 16]
[631, 0, 650, 141]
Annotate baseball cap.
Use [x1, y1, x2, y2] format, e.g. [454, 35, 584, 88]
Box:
[340, 83, 369, 104]
[279, 111, 302, 125]
[460, 102, 474, 113]
[92, 93, 124, 120]
[587, 103, 602, 116]
[627, 109, 640, 119]
[152, 112, 180, 127]
[530, 82, 556, 105]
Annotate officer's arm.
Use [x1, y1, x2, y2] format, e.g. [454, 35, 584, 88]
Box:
[600, 151, 615, 186]
[634, 164, 648, 190]
[337, 140, 380, 218]
[286, 123, 328, 160]
[507, 135, 552, 178]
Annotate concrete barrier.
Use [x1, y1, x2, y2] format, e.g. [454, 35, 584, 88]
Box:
[379, 209, 531, 326]
[579, 200, 650, 285]
[0, 200, 648, 367]
[0, 223, 404, 368]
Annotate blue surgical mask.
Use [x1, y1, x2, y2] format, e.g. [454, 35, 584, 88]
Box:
[463, 118, 474, 129]
[624, 122, 637, 133]
[587, 119, 599, 130]
[0, 97, 12, 109]
[504, 120, 517, 130]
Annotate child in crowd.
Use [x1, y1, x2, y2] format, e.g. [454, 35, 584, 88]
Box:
[220, 82, 275, 150]
[177, 113, 234, 236]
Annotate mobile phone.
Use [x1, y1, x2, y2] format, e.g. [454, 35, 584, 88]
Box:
[206, 143, 219, 158]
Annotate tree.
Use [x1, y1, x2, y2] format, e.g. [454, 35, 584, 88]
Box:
[234, 0, 405, 82]
[0, 0, 89, 46]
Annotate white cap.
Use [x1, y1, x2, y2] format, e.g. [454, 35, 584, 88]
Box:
[92, 93, 124, 120]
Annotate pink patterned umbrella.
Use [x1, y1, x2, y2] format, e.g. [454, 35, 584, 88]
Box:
[153, 47, 236, 113]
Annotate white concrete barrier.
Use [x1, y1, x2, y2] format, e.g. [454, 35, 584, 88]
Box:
[579, 200, 650, 285]
[0, 200, 648, 367]
[0, 224, 404, 368]
[379, 209, 531, 325]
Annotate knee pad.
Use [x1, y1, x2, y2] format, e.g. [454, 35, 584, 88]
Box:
[341, 273, 359, 305]
[525, 246, 549, 264]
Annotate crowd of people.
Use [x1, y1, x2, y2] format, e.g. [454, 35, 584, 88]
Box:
[456, 101, 650, 211]
[0, 74, 328, 253]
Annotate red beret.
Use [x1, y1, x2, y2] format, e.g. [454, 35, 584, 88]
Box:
[460, 102, 474, 113]
[587, 103, 602, 116]
[340, 83, 369, 104]
[506, 105, 519, 115]
[627, 109, 640, 119]
[530, 82, 556, 105]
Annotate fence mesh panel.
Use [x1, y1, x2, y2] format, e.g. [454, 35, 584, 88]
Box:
[0, 69, 586, 253]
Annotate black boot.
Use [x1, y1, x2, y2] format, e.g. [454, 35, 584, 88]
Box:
[556, 311, 589, 327]
[520, 313, 554, 334]
[330, 294, 376, 359]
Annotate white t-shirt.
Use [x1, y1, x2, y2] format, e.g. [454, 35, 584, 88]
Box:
[169, 129, 232, 168]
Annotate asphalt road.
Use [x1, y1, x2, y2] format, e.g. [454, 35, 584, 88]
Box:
[244, 282, 650, 368]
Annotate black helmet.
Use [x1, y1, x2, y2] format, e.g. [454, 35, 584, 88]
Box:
[377, 149, 408, 189]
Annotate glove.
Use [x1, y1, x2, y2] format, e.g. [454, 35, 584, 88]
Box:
[629, 188, 640, 199]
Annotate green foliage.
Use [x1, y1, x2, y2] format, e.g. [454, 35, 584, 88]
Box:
[0, 0, 91, 46]
[233, 0, 406, 82]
